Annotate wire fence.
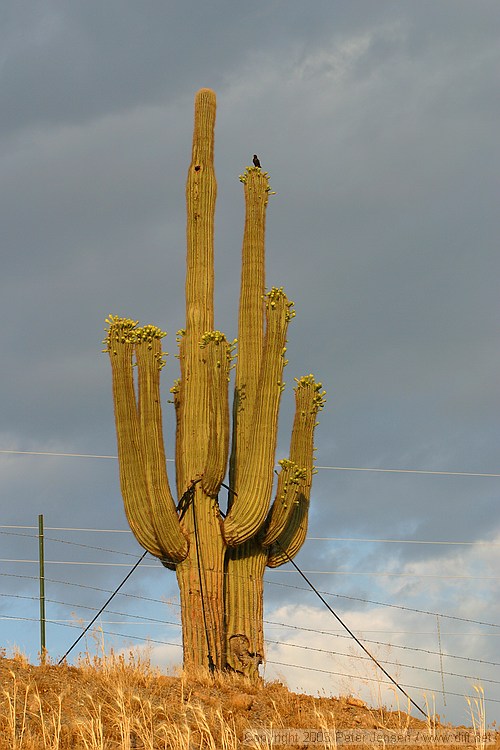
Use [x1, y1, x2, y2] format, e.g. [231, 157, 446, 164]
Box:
[1, 522, 499, 712]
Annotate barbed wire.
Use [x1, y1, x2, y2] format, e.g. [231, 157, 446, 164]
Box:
[2, 590, 497, 640]
[263, 580, 500, 629]
[3, 618, 500, 708]
[264, 639, 500, 686]
[0, 615, 183, 650]
[265, 660, 500, 705]
[2, 525, 500, 701]
[0, 525, 131, 533]
[267, 569, 500, 580]
[263, 617, 500, 668]
[2, 449, 499, 477]
[4, 527, 495, 629]
[2, 602, 497, 641]
[2, 556, 499, 580]
[0, 572, 175, 606]
[0, 529, 140, 557]
[2, 611, 499, 689]
[1, 447, 498, 704]
[0, 593, 180, 628]
[315, 466, 500, 478]
[3, 525, 499, 547]
[2, 559, 500, 630]
[2, 580, 500, 669]
[307, 537, 500, 546]
[0, 558, 159, 568]
[0, 617, 173, 626]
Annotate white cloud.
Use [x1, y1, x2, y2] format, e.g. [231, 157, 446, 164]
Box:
[263, 535, 500, 724]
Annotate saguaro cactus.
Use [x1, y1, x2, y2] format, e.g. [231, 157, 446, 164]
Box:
[104, 88, 325, 677]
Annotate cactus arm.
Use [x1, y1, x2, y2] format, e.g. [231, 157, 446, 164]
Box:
[260, 459, 305, 547]
[200, 332, 231, 498]
[237, 167, 268, 388]
[289, 375, 326, 468]
[172, 334, 186, 500]
[223, 288, 294, 545]
[104, 317, 165, 559]
[266, 375, 326, 567]
[185, 88, 216, 342]
[177, 88, 217, 494]
[134, 328, 189, 563]
[229, 167, 270, 495]
[266, 501, 307, 567]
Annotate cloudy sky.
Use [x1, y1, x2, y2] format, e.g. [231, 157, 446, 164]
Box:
[1, 0, 499, 727]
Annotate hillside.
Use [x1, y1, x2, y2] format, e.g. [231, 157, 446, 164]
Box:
[0, 651, 497, 749]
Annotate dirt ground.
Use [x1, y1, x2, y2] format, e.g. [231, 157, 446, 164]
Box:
[0, 652, 498, 749]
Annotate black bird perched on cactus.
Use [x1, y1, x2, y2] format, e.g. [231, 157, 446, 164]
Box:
[253, 154, 261, 168]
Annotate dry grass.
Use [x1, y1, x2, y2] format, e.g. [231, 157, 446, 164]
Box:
[0, 649, 498, 749]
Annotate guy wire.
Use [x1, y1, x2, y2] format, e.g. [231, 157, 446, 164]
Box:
[57, 549, 148, 664]
[276, 542, 429, 719]
[186, 480, 215, 673]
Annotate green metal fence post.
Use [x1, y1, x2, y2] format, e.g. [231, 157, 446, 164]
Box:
[38, 513, 46, 664]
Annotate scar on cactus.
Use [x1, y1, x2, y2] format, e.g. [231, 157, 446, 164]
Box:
[104, 87, 325, 678]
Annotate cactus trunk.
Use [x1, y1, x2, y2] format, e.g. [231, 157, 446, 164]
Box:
[105, 88, 325, 678]
[176, 485, 225, 669]
[225, 540, 266, 676]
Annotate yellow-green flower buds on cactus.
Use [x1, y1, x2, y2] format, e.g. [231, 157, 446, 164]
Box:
[278, 458, 307, 485]
[200, 329, 226, 347]
[170, 378, 181, 395]
[103, 315, 140, 352]
[295, 375, 327, 413]
[238, 166, 275, 207]
[103, 317, 168, 368]
[266, 287, 295, 322]
[133, 323, 167, 343]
